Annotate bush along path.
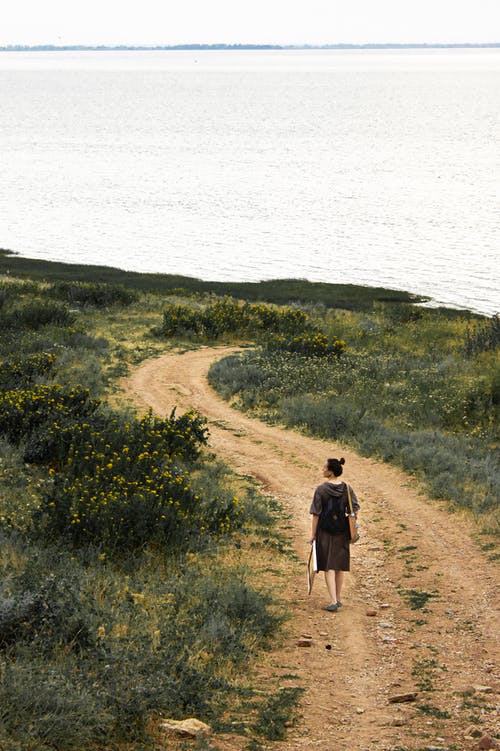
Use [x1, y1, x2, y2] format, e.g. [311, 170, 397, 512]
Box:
[123, 346, 499, 751]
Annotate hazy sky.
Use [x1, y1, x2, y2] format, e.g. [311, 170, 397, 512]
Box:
[2, 0, 500, 46]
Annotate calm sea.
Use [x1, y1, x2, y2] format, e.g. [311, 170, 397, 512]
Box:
[1, 49, 499, 315]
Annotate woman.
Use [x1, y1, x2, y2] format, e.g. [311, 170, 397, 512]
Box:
[309, 457, 360, 612]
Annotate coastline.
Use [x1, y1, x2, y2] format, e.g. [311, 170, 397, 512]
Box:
[0, 248, 492, 318]
[0, 247, 446, 314]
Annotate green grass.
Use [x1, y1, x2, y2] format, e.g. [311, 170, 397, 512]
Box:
[0, 275, 300, 750]
[0, 248, 426, 311]
[0, 254, 497, 748]
[402, 589, 437, 610]
[411, 657, 447, 692]
[416, 704, 451, 719]
[250, 687, 303, 741]
[207, 305, 499, 529]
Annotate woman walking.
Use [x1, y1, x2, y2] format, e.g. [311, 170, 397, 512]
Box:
[309, 457, 360, 611]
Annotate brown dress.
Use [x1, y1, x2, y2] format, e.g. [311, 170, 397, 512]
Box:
[309, 481, 360, 572]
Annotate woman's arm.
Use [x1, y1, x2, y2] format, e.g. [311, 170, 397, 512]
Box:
[348, 485, 361, 515]
[310, 514, 319, 544]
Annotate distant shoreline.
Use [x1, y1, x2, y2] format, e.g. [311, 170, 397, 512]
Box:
[1, 43, 500, 52]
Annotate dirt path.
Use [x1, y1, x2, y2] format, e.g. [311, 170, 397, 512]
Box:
[123, 347, 499, 751]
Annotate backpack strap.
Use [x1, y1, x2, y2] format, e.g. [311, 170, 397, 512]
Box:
[345, 482, 355, 516]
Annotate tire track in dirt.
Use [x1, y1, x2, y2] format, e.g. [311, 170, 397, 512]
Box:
[122, 346, 499, 751]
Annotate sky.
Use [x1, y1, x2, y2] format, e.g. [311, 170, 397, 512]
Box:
[1, 0, 500, 47]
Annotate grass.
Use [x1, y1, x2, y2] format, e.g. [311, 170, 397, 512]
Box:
[250, 687, 303, 740]
[0, 255, 498, 748]
[208, 305, 499, 532]
[402, 590, 438, 610]
[411, 657, 447, 692]
[416, 704, 451, 719]
[0, 248, 426, 311]
[0, 275, 303, 750]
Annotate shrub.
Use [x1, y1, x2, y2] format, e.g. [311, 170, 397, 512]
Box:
[0, 353, 57, 391]
[0, 591, 42, 647]
[251, 687, 303, 740]
[0, 547, 282, 750]
[283, 396, 499, 520]
[160, 298, 316, 341]
[281, 394, 364, 438]
[49, 281, 138, 307]
[0, 570, 93, 652]
[0, 286, 9, 310]
[37, 409, 242, 551]
[464, 314, 500, 356]
[265, 331, 346, 358]
[207, 354, 269, 401]
[248, 304, 310, 335]
[161, 302, 203, 337]
[0, 281, 42, 307]
[209, 348, 499, 524]
[0, 657, 115, 749]
[1, 301, 74, 331]
[0, 384, 99, 449]
[201, 298, 249, 338]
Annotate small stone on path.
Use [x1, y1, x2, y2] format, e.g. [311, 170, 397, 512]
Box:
[388, 692, 418, 703]
[159, 718, 211, 738]
[297, 638, 312, 647]
[366, 609, 377, 616]
[473, 685, 493, 693]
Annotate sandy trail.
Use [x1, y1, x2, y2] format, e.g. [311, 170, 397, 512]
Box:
[123, 346, 498, 751]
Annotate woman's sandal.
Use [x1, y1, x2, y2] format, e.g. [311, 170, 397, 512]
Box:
[323, 603, 339, 612]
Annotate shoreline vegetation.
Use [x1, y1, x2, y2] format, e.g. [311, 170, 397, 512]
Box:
[0, 248, 431, 311]
[2, 43, 500, 51]
[0, 250, 498, 750]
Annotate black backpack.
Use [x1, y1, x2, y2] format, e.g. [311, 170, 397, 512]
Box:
[318, 487, 348, 535]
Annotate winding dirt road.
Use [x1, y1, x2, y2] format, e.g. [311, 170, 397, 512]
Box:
[123, 347, 498, 751]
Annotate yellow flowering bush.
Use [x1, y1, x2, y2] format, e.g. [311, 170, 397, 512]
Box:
[265, 331, 346, 358]
[39, 409, 241, 550]
[160, 298, 311, 340]
[0, 364, 241, 550]
[161, 303, 202, 336]
[0, 352, 57, 391]
[33, 411, 240, 550]
[0, 384, 99, 448]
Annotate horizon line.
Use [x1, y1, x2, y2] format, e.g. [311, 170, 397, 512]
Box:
[2, 42, 500, 51]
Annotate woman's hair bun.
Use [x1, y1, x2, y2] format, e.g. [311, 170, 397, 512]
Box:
[326, 457, 345, 476]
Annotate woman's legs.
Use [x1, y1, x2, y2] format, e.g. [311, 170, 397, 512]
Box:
[324, 570, 345, 606]
[324, 570, 337, 604]
[335, 571, 345, 603]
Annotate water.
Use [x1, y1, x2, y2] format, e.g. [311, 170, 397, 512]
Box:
[1, 48, 499, 315]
